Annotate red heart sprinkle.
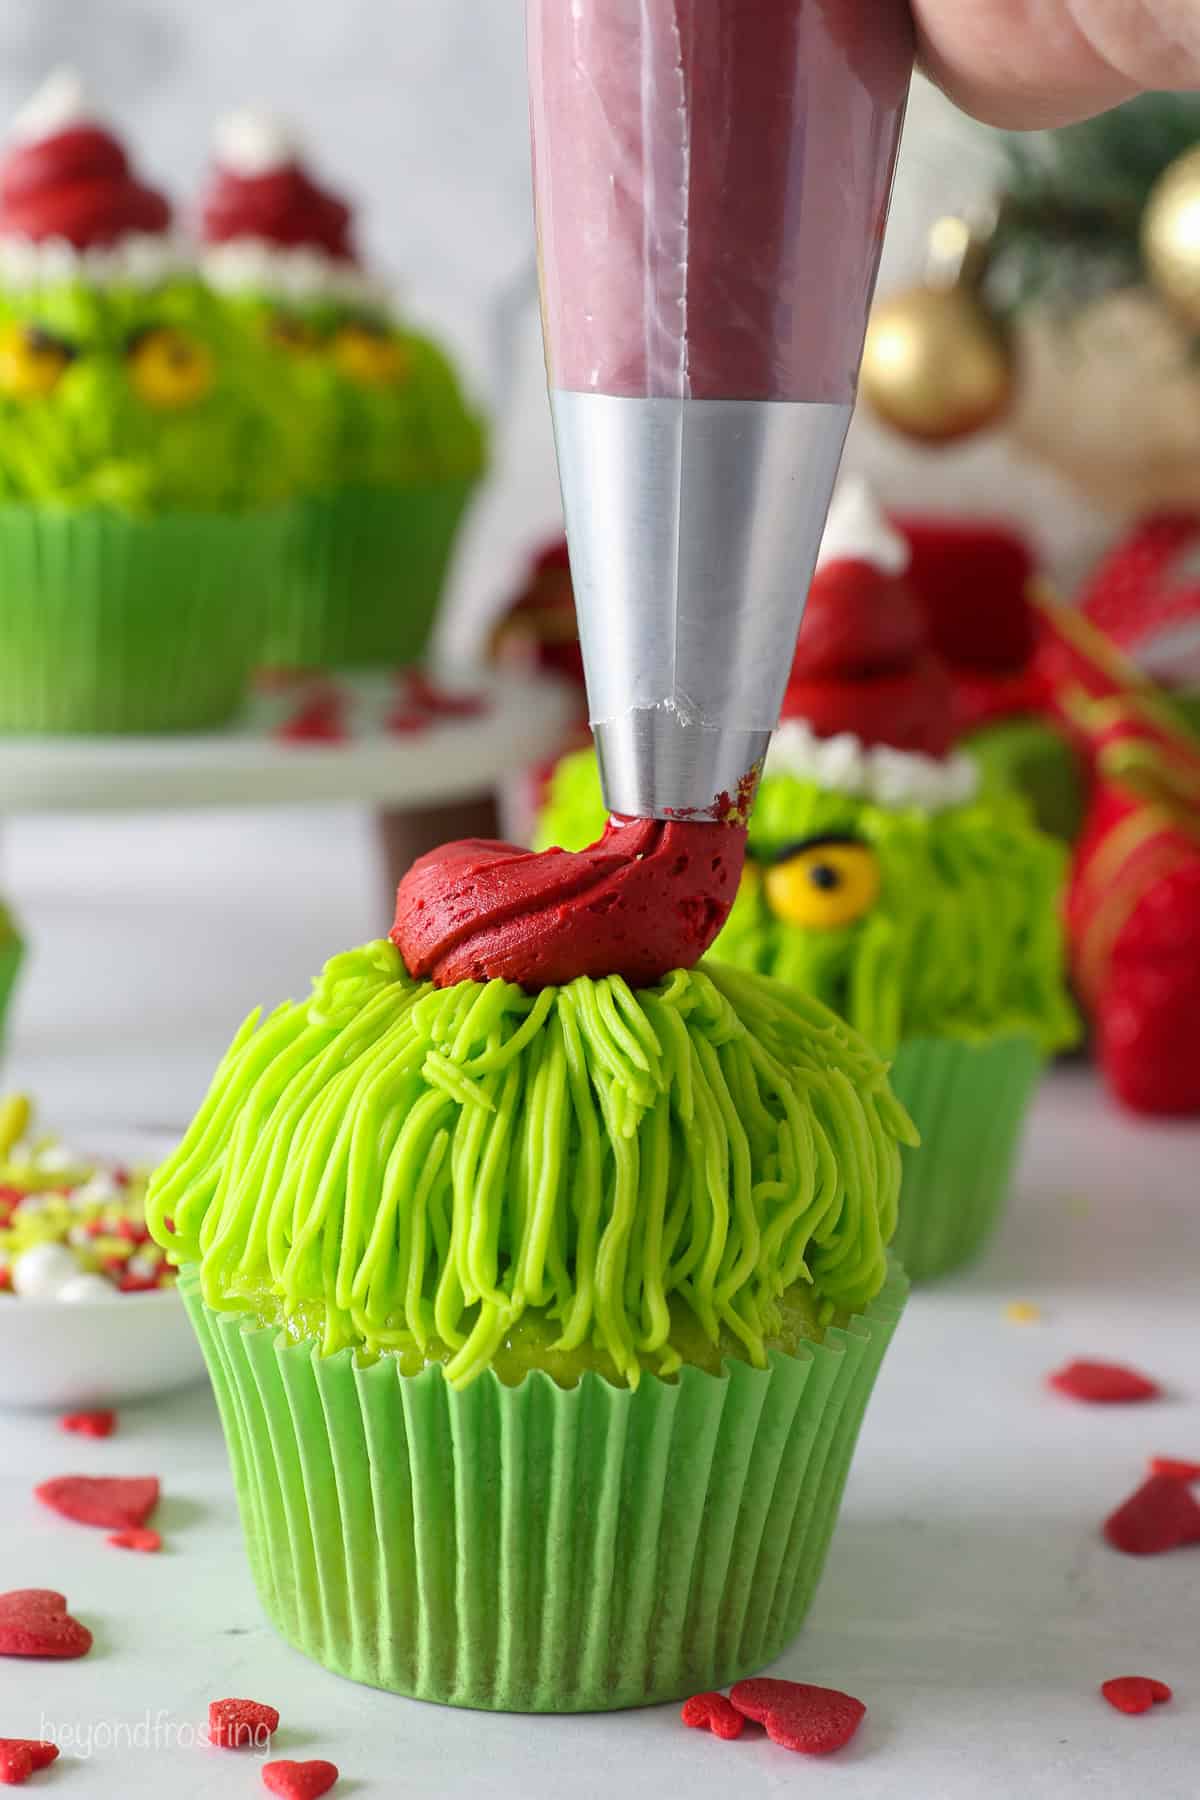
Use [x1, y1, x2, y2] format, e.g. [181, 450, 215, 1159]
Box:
[1150, 1457, 1200, 1482]
[209, 1698, 280, 1750]
[35, 1474, 159, 1530]
[0, 1590, 92, 1660]
[729, 1678, 866, 1755]
[1101, 1676, 1173, 1715]
[261, 1760, 339, 1800]
[0, 1744, 31, 1787]
[680, 1692, 744, 1740]
[107, 1527, 162, 1553]
[0, 1739, 57, 1786]
[1048, 1360, 1161, 1403]
[60, 1410, 116, 1439]
[1104, 1473, 1200, 1555]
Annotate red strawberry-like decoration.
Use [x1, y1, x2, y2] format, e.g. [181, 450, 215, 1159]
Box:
[1101, 1676, 1172, 1716]
[1104, 1473, 1200, 1555]
[680, 1692, 745, 1740]
[261, 1759, 339, 1800]
[0, 1590, 92, 1660]
[209, 1697, 280, 1750]
[1150, 1457, 1200, 1481]
[1048, 1360, 1161, 1404]
[728, 1678, 866, 1755]
[392, 814, 746, 991]
[0, 1738, 58, 1785]
[36, 1474, 159, 1530]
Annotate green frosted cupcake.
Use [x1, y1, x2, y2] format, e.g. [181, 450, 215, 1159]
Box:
[538, 488, 1078, 1280]
[0, 75, 302, 733]
[199, 112, 487, 670]
[148, 928, 914, 1711]
[0, 904, 22, 1047]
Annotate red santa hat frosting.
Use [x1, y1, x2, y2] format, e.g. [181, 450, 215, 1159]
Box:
[768, 478, 979, 811]
[0, 70, 176, 285]
[199, 109, 379, 305]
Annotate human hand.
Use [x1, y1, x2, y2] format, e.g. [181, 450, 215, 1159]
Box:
[913, 0, 1200, 127]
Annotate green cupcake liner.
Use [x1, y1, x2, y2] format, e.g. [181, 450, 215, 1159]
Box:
[265, 479, 477, 669]
[888, 1035, 1043, 1281]
[181, 1261, 907, 1713]
[0, 927, 22, 1047]
[0, 504, 285, 733]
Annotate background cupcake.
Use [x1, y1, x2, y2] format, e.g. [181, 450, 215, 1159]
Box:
[148, 863, 914, 1712]
[0, 71, 299, 733]
[200, 110, 487, 670]
[539, 484, 1078, 1280]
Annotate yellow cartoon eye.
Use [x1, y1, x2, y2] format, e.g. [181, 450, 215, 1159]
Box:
[331, 321, 409, 387]
[763, 837, 881, 931]
[0, 324, 75, 398]
[266, 312, 324, 355]
[127, 327, 214, 410]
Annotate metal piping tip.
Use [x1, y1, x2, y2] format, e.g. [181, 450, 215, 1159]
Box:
[551, 391, 852, 821]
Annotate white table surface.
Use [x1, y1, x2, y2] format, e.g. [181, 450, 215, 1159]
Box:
[0, 807, 1197, 1798]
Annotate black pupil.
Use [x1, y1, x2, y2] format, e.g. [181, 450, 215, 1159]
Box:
[808, 862, 841, 891]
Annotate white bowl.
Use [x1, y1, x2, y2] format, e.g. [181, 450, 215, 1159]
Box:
[0, 1128, 207, 1411]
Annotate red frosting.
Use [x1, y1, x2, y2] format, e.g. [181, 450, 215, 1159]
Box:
[201, 161, 355, 261]
[0, 126, 169, 246]
[391, 815, 746, 991]
[782, 555, 955, 757]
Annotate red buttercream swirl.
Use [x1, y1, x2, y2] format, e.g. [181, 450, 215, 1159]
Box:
[201, 161, 355, 261]
[0, 126, 169, 245]
[391, 815, 746, 991]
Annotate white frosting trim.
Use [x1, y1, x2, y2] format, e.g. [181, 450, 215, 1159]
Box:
[0, 231, 186, 289]
[816, 475, 909, 575]
[9, 69, 95, 145]
[213, 107, 299, 178]
[767, 720, 980, 812]
[201, 236, 385, 307]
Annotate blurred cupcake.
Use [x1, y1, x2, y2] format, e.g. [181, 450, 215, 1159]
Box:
[147, 823, 914, 1711]
[0, 71, 300, 732]
[200, 110, 487, 670]
[539, 484, 1078, 1280]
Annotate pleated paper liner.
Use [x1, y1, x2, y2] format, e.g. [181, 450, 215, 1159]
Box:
[0, 504, 285, 733]
[265, 478, 476, 669]
[181, 1262, 908, 1713]
[888, 1034, 1042, 1281]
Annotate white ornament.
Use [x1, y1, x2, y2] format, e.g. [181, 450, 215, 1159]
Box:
[9, 68, 94, 145]
[57, 1272, 120, 1303]
[767, 720, 981, 813]
[11, 1241, 80, 1299]
[214, 107, 299, 178]
[816, 475, 909, 575]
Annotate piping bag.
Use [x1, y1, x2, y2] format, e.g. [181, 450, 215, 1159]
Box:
[527, 1, 914, 821]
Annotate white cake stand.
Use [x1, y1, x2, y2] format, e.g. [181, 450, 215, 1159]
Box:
[0, 666, 577, 891]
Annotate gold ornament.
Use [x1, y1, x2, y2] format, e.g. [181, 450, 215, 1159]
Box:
[1142, 146, 1200, 328]
[860, 283, 1013, 444]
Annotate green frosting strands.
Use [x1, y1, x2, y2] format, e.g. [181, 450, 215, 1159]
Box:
[148, 943, 915, 1389]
